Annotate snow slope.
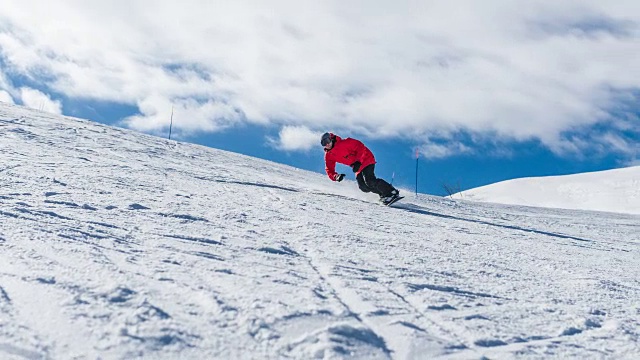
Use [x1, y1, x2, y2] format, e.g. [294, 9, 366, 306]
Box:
[0, 102, 639, 359]
[457, 167, 640, 215]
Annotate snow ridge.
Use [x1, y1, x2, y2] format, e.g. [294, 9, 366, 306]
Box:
[457, 167, 640, 215]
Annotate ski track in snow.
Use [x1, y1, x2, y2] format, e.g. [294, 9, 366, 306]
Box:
[0, 104, 639, 359]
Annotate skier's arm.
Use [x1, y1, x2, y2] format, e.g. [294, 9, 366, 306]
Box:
[325, 156, 338, 181]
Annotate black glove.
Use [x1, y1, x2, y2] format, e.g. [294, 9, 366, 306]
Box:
[335, 173, 345, 182]
[350, 161, 361, 173]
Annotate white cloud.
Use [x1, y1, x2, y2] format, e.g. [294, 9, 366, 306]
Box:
[0, 71, 15, 104]
[19, 87, 62, 114]
[269, 126, 320, 152]
[121, 94, 242, 137]
[0, 0, 639, 156]
[0, 90, 14, 104]
[418, 141, 473, 160]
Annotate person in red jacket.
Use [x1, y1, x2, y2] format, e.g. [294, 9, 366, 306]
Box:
[321, 132, 399, 204]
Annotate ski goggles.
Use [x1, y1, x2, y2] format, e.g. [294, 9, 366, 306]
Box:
[320, 133, 332, 146]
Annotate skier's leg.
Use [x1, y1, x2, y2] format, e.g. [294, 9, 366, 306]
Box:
[360, 165, 383, 197]
[356, 171, 372, 193]
[361, 164, 397, 197]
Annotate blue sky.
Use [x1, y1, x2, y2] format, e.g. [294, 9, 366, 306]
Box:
[1, 1, 638, 196]
[24, 95, 639, 196]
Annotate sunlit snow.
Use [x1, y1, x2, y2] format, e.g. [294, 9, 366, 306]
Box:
[1, 103, 639, 359]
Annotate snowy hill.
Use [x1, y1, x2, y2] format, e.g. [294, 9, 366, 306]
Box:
[456, 167, 640, 215]
[0, 102, 639, 359]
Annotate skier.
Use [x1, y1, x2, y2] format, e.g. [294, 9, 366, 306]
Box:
[321, 132, 400, 204]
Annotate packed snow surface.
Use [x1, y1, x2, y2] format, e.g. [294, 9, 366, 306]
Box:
[457, 167, 640, 215]
[0, 102, 639, 359]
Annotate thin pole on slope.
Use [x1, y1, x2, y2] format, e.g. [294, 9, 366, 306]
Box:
[415, 148, 419, 197]
[168, 106, 174, 140]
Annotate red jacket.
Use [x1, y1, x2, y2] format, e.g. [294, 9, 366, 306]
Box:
[324, 134, 376, 181]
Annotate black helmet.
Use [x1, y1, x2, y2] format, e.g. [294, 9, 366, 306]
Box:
[320, 132, 332, 146]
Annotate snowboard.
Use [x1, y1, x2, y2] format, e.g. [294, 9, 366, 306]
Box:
[383, 195, 404, 206]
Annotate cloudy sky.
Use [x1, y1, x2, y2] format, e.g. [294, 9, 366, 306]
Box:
[1, 0, 639, 194]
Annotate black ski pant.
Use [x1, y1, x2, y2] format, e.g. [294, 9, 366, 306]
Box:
[356, 164, 396, 198]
